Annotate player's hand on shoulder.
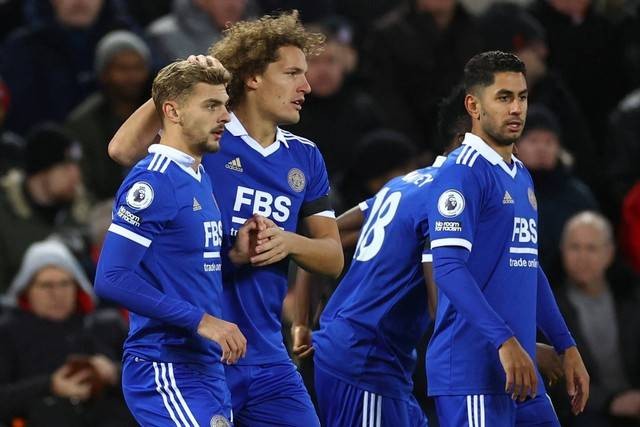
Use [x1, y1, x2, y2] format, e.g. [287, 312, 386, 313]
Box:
[535, 342, 563, 386]
[291, 324, 314, 359]
[197, 314, 247, 364]
[498, 336, 538, 402]
[562, 346, 590, 415]
[186, 54, 225, 70]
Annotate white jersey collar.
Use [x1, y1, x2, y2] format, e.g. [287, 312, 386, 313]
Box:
[225, 113, 287, 157]
[148, 144, 203, 181]
[462, 133, 518, 178]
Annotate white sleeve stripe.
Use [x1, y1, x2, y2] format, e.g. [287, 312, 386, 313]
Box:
[358, 201, 369, 211]
[431, 238, 472, 251]
[313, 210, 336, 218]
[108, 223, 152, 247]
[422, 254, 433, 263]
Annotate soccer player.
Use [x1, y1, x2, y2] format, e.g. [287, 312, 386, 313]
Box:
[107, 12, 343, 426]
[426, 51, 589, 426]
[95, 60, 257, 426]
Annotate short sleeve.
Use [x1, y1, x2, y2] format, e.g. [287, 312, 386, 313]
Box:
[427, 164, 482, 252]
[109, 170, 179, 248]
[300, 146, 333, 217]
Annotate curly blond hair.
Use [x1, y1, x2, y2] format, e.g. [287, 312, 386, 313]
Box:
[209, 10, 324, 109]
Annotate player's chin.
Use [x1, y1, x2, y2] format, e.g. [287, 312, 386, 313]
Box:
[278, 111, 301, 125]
[204, 138, 221, 153]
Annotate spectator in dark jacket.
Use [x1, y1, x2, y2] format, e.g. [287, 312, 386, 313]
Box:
[360, 0, 484, 154]
[0, 239, 133, 427]
[0, 0, 135, 135]
[65, 30, 151, 200]
[479, 2, 597, 189]
[552, 212, 640, 427]
[0, 124, 90, 293]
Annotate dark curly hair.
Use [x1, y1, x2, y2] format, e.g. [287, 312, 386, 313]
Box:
[463, 51, 526, 95]
[209, 10, 325, 109]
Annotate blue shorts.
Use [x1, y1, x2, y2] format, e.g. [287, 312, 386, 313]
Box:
[435, 394, 517, 427]
[225, 361, 319, 427]
[315, 365, 428, 427]
[516, 394, 560, 426]
[122, 354, 233, 426]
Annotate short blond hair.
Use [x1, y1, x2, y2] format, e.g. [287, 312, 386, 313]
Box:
[151, 60, 231, 119]
[209, 10, 324, 109]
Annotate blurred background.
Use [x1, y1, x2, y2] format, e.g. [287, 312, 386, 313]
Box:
[0, 0, 639, 426]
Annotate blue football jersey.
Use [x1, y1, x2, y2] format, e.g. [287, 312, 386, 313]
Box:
[427, 133, 541, 395]
[202, 114, 333, 364]
[106, 145, 225, 377]
[313, 157, 446, 398]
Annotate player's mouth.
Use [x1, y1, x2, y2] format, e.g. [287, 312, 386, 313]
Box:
[291, 99, 305, 111]
[210, 127, 225, 139]
[506, 120, 523, 131]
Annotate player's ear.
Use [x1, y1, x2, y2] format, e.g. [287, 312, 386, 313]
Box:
[465, 93, 481, 121]
[163, 101, 181, 124]
[245, 74, 260, 91]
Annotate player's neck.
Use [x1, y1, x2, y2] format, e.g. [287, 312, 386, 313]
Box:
[232, 105, 278, 148]
[471, 130, 513, 163]
[160, 127, 202, 171]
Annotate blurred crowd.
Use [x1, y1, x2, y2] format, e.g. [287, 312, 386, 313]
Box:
[0, 0, 639, 426]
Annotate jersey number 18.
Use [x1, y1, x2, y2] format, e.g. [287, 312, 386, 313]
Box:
[354, 187, 402, 262]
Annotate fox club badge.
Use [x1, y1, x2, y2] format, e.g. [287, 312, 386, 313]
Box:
[528, 187, 538, 211]
[287, 168, 306, 193]
[437, 189, 465, 218]
[210, 415, 231, 427]
[126, 181, 154, 210]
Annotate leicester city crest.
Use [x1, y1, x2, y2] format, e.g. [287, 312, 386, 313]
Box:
[437, 189, 465, 218]
[126, 181, 154, 210]
[528, 187, 538, 211]
[210, 415, 231, 427]
[287, 168, 306, 193]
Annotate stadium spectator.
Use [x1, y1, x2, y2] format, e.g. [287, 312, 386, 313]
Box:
[553, 212, 640, 427]
[529, 0, 629, 143]
[65, 30, 151, 201]
[360, 0, 483, 154]
[146, 0, 258, 65]
[0, 239, 133, 427]
[0, 0, 136, 135]
[0, 124, 89, 293]
[479, 3, 597, 187]
[284, 17, 383, 179]
[516, 105, 598, 274]
[0, 77, 25, 176]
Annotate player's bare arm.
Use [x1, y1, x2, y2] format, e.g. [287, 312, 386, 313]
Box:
[290, 269, 314, 359]
[336, 206, 365, 251]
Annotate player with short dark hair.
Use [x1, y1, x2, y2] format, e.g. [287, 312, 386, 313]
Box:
[426, 51, 589, 426]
